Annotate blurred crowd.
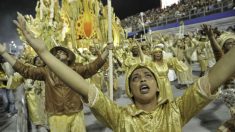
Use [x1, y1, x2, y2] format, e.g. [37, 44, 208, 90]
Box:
[121, 0, 234, 31]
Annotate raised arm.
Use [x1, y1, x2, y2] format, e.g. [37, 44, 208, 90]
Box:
[134, 40, 145, 62]
[0, 44, 45, 80]
[201, 24, 224, 61]
[73, 44, 112, 78]
[14, 13, 91, 100]
[208, 46, 235, 94]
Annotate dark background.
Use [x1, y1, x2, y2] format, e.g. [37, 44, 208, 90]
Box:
[0, 0, 160, 44]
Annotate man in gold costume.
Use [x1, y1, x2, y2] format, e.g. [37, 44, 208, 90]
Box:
[0, 15, 112, 132]
[191, 35, 210, 77]
[124, 45, 142, 70]
[0, 45, 112, 132]
[14, 13, 235, 132]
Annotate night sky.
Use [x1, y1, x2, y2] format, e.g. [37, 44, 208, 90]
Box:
[0, 0, 160, 43]
[101, 0, 161, 19]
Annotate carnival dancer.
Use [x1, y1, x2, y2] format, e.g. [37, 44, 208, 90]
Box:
[14, 13, 235, 132]
[0, 13, 112, 132]
[148, 46, 188, 101]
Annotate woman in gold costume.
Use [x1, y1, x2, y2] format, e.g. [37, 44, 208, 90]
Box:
[149, 47, 188, 101]
[14, 13, 235, 132]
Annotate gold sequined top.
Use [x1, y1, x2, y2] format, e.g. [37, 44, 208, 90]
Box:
[124, 56, 142, 70]
[148, 58, 188, 101]
[0, 71, 7, 88]
[87, 77, 215, 132]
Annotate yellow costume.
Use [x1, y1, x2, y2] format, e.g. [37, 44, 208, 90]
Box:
[85, 64, 216, 132]
[171, 43, 193, 84]
[191, 38, 210, 76]
[197, 45, 208, 72]
[124, 56, 142, 70]
[49, 111, 86, 132]
[25, 79, 48, 126]
[7, 71, 48, 127]
[149, 57, 188, 101]
[0, 70, 7, 88]
[6, 73, 24, 90]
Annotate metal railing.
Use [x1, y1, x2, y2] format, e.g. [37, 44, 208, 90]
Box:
[128, 2, 234, 33]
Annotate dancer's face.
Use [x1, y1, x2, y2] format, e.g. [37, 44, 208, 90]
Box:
[152, 50, 163, 61]
[223, 38, 235, 53]
[131, 47, 139, 57]
[129, 67, 159, 103]
[55, 50, 69, 62]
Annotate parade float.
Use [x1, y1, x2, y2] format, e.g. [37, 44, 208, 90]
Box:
[16, 0, 126, 100]
[17, 0, 125, 54]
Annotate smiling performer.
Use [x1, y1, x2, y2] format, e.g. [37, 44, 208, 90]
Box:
[14, 13, 235, 132]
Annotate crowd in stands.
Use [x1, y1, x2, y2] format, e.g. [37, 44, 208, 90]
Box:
[121, 0, 234, 32]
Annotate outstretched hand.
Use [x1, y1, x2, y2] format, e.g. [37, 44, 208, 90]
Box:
[101, 42, 114, 60]
[201, 24, 214, 38]
[13, 12, 47, 53]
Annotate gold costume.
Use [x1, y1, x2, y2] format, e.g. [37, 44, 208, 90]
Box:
[171, 46, 193, 84]
[6, 73, 48, 126]
[197, 46, 208, 72]
[6, 73, 24, 89]
[84, 63, 216, 132]
[124, 56, 142, 70]
[25, 80, 47, 126]
[0, 70, 7, 88]
[192, 39, 209, 75]
[149, 58, 188, 101]
[87, 77, 214, 132]
[49, 111, 86, 132]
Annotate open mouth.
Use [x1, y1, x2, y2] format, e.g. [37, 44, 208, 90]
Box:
[140, 84, 150, 94]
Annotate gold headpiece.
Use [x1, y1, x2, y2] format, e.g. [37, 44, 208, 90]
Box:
[125, 63, 167, 101]
[152, 47, 163, 54]
[217, 32, 235, 48]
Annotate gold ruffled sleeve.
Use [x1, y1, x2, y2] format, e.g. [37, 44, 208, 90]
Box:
[175, 75, 217, 125]
[124, 57, 142, 70]
[87, 85, 121, 129]
[167, 57, 188, 72]
[0, 71, 7, 88]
